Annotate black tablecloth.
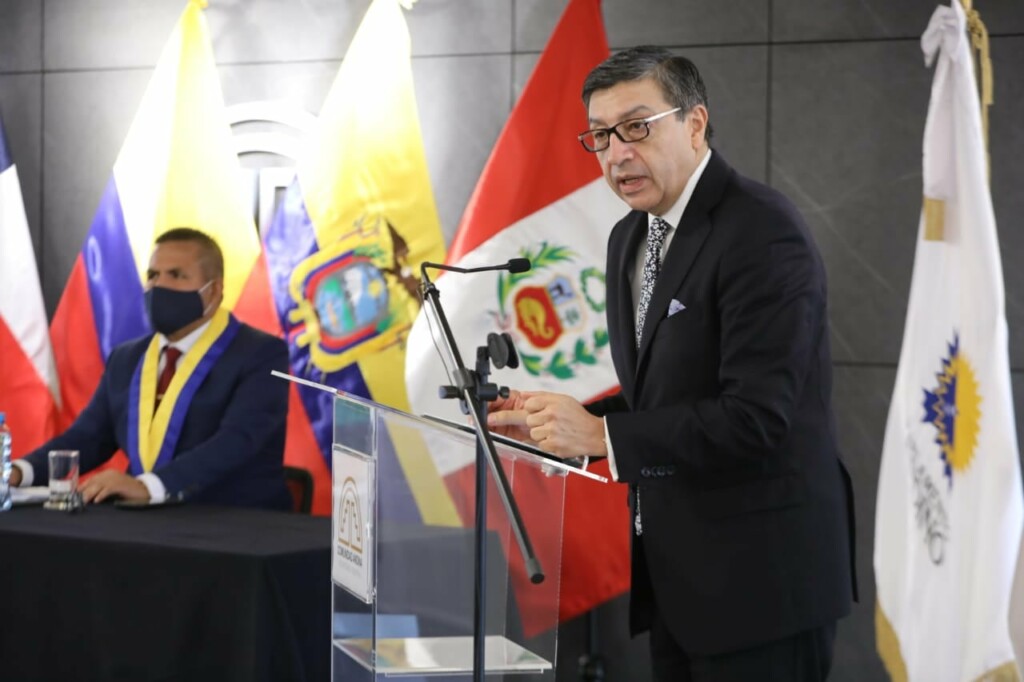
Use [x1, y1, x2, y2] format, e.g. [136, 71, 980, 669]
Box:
[0, 504, 331, 682]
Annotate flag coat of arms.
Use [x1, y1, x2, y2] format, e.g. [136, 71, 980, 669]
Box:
[874, 4, 1023, 680]
[404, 0, 633, 625]
[0, 114, 60, 456]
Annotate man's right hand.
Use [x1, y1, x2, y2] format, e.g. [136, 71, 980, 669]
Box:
[8, 466, 22, 487]
[487, 390, 537, 444]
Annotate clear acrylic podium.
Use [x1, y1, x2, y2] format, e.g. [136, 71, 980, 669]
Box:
[328, 390, 607, 680]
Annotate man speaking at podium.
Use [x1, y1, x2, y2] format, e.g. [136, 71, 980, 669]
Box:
[488, 47, 855, 680]
[10, 228, 291, 510]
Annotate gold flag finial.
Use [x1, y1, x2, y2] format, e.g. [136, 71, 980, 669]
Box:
[961, 1, 993, 175]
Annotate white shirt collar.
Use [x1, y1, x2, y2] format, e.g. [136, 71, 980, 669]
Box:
[648, 148, 713, 231]
[158, 317, 214, 356]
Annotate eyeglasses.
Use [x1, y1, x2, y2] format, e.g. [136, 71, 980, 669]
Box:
[577, 107, 683, 153]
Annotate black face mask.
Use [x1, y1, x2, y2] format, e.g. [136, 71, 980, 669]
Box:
[144, 283, 211, 336]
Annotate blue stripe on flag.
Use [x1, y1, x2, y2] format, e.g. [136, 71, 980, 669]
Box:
[85, 177, 150, 359]
[265, 179, 421, 523]
[0, 116, 12, 173]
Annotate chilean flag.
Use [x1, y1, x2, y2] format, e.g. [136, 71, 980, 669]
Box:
[0, 114, 60, 456]
[405, 0, 632, 626]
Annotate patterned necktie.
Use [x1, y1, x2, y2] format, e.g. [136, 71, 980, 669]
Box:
[155, 347, 182, 411]
[632, 217, 670, 537]
[635, 217, 671, 348]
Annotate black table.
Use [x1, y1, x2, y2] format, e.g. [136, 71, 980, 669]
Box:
[0, 504, 331, 682]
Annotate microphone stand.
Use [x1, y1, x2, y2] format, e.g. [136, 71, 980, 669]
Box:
[420, 263, 544, 682]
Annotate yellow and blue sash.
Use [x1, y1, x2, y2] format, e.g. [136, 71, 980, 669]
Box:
[127, 309, 240, 475]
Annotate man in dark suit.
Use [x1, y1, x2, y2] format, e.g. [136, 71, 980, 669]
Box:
[10, 228, 291, 510]
[488, 47, 855, 680]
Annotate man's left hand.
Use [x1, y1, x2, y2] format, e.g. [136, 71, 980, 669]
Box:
[79, 470, 151, 504]
[522, 392, 607, 459]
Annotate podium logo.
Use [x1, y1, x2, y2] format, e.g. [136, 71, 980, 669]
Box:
[494, 241, 608, 380]
[336, 476, 364, 566]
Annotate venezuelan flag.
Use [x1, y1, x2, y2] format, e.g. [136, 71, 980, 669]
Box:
[48, 0, 326, 482]
[264, 0, 457, 525]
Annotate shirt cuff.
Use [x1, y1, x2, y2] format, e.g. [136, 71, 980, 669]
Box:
[604, 418, 619, 482]
[12, 460, 34, 487]
[137, 473, 167, 504]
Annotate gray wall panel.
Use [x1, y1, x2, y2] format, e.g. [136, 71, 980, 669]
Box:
[772, 40, 931, 365]
[0, 0, 42, 73]
[406, 0, 512, 57]
[412, 55, 512, 241]
[831, 364, 894, 681]
[45, 0, 512, 71]
[44, 0, 182, 70]
[203, 0, 367, 64]
[774, 0, 1024, 43]
[219, 61, 338, 117]
[515, 0, 768, 52]
[677, 45, 768, 183]
[514, 0, 567, 53]
[0, 74, 43, 268]
[990, 36, 1024, 370]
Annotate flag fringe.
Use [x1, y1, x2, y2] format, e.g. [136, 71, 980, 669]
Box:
[877, 600, 1022, 682]
[972, 661, 1021, 682]
[876, 600, 909, 682]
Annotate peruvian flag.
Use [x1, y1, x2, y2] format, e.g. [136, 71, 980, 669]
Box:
[405, 0, 631, 625]
[0, 114, 59, 456]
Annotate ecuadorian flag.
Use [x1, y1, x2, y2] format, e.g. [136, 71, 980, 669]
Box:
[263, 0, 457, 524]
[47, 0, 322, 477]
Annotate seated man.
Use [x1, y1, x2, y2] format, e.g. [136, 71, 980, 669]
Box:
[10, 228, 291, 510]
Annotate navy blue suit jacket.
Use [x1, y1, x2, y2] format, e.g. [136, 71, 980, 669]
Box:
[25, 319, 291, 510]
[587, 151, 855, 655]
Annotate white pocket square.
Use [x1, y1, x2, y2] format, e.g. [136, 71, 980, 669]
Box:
[668, 299, 686, 317]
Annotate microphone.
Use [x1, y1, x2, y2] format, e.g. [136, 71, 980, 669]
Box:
[421, 258, 531, 279]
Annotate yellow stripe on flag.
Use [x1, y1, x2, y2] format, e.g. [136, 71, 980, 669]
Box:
[299, 0, 455, 526]
[113, 1, 259, 309]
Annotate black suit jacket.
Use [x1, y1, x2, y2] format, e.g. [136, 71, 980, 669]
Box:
[588, 151, 855, 655]
[25, 319, 291, 510]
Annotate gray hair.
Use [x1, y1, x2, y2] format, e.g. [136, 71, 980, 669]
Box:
[582, 45, 713, 141]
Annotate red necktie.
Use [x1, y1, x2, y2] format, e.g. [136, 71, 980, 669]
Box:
[155, 347, 182, 410]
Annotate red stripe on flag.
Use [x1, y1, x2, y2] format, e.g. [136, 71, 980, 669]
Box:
[448, 0, 608, 262]
[235, 251, 332, 516]
[0, 319, 58, 458]
[49, 256, 104, 432]
[233, 252, 281, 337]
[444, 458, 629, 636]
[560, 460, 630, 622]
[285, 384, 332, 516]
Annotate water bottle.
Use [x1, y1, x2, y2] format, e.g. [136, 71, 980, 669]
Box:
[0, 412, 12, 512]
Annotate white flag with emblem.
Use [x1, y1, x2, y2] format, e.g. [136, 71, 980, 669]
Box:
[874, 4, 1022, 680]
